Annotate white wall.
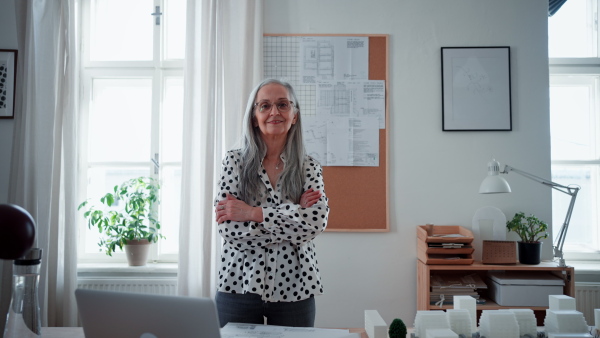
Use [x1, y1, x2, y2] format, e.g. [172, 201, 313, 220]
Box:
[264, 0, 552, 328]
[0, 0, 552, 330]
[0, 0, 17, 204]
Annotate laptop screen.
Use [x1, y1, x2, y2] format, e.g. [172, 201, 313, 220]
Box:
[75, 289, 221, 338]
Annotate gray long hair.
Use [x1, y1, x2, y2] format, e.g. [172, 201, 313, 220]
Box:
[238, 79, 306, 204]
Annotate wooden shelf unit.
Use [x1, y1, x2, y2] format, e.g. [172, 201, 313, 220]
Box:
[417, 260, 575, 324]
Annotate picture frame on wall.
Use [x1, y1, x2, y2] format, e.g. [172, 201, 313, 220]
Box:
[0, 49, 17, 119]
[441, 46, 512, 131]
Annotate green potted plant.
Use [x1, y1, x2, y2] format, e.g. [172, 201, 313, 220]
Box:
[506, 211, 548, 264]
[388, 318, 407, 338]
[78, 176, 164, 266]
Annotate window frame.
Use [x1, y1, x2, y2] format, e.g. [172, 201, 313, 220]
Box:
[548, 0, 600, 262]
[78, 0, 183, 264]
[549, 69, 600, 262]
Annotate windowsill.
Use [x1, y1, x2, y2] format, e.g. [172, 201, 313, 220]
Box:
[76, 261, 598, 281]
[568, 261, 600, 273]
[77, 262, 178, 278]
[566, 261, 600, 283]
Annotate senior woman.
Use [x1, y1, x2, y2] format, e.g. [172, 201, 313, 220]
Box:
[214, 79, 329, 327]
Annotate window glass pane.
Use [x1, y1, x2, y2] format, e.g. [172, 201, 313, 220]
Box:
[82, 167, 149, 254]
[549, 1, 600, 257]
[551, 166, 598, 252]
[89, 78, 152, 162]
[161, 77, 183, 162]
[81, 0, 185, 262]
[90, 0, 153, 61]
[549, 77, 595, 160]
[164, 0, 186, 60]
[548, 0, 596, 58]
[159, 166, 181, 254]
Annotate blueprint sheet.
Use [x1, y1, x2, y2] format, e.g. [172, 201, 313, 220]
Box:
[300, 36, 369, 84]
[221, 323, 361, 338]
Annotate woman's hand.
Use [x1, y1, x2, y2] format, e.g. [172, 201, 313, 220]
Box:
[215, 193, 263, 223]
[299, 188, 322, 208]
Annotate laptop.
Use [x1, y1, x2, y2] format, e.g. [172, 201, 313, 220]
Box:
[75, 288, 221, 338]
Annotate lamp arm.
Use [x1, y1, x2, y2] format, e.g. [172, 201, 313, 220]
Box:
[502, 165, 574, 195]
[502, 164, 580, 266]
[553, 188, 578, 264]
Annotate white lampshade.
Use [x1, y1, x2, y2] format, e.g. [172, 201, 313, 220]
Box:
[479, 175, 511, 193]
[479, 159, 512, 194]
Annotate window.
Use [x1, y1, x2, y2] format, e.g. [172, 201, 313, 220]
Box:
[78, 0, 185, 263]
[549, 0, 597, 58]
[549, 0, 600, 260]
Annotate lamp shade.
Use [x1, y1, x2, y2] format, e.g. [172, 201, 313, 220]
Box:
[479, 175, 511, 193]
[479, 159, 512, 194]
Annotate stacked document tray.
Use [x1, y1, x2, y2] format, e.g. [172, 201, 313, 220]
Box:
[417, 225, 474, 265]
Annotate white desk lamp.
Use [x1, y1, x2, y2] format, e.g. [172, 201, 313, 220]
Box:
[479, 159, 580, 267]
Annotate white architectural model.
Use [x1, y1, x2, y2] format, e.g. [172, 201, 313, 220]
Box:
[414, 311, 450, 338]
[479, 310, 520, 338]
[426, 328, 458, 338]
[545, 310, 589, 335]
[549, 295, 577, 311]
[409, 295, 600, 338]
[446, 309, 472, 338]
[453, 295, 477, 334]
[506, 309, 537, 337]
[364, 310, 387, 338]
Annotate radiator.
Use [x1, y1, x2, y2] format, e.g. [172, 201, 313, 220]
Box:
[77, 278, 178, 296]
[575, 282, 600, 326]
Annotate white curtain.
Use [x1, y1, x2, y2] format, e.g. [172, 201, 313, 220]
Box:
[0, 0, 79, 331]
[178, 0, 263, 297]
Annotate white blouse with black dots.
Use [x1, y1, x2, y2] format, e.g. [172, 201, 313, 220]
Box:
[214, 149, 329, 302]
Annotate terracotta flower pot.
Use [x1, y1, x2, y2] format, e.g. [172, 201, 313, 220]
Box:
[517, 241, 542, 265]
[124, 239, 151, 266]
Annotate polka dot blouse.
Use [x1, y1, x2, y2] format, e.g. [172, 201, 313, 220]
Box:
[214, 149, 329, 302]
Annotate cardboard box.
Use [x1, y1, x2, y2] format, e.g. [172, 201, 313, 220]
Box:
[487, 271, 565, 307]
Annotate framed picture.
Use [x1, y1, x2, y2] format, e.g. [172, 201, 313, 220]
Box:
[0, 49, 17, 119]
[441, 46, 511, 131]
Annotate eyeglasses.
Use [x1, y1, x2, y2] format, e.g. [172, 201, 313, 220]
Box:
[254, 100, 295, 113]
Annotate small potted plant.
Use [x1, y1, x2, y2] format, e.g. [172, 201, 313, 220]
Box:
[388, 318, 407, 338]
[506, 211, 548, 264]
[78, 176, 165, 266]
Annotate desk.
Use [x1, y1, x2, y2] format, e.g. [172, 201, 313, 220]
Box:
[41, 327, 84, 338]
[349, 328, 369, 338]
[42, 327, 368, 338]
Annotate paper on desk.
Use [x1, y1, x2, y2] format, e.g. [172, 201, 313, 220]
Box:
[221, 323, 361, 338]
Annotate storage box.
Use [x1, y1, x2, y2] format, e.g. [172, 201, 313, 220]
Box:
[482, 240, 517, 264]
[487, 271, 565, 306]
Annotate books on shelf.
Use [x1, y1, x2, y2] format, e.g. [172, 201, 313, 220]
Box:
[430, 273, 487, 289]
[429, 295, 486, 305]
[429, 273, 488, 306]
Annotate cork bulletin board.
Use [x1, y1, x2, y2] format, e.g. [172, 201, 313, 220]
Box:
[264, 34, 389, 232]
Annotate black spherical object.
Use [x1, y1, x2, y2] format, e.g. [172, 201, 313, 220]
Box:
[0, 204, 36, 259]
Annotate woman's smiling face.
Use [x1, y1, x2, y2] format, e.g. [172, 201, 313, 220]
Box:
[253, 83, 297, 139]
